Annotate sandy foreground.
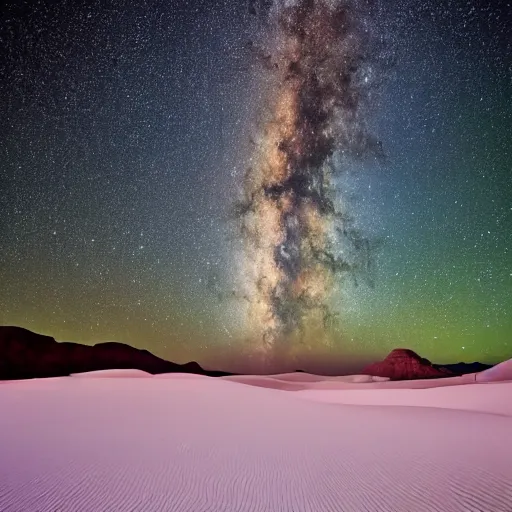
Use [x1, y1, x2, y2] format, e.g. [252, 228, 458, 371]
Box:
[1, 370, 511, 512]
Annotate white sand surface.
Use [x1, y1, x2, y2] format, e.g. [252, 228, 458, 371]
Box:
[1, 373, 511, 512]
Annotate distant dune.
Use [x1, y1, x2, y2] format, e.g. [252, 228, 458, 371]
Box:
[476, 358, 512, 383]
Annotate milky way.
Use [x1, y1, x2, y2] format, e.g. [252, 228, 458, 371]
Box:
[1, 0, 510, 370]
[237, 0, 383, 362]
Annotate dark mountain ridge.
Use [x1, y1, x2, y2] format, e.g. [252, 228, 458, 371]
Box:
[0, 326, 495, 381]
[0, 326, 233, 380]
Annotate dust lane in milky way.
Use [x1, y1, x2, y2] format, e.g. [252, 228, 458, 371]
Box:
[237, 0, 383, 364]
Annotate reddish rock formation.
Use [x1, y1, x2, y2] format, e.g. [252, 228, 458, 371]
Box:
[362, 349, 454, 381]
[0, 326, 232, 381]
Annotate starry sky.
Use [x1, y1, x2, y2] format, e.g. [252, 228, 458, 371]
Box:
[1, 0, 510, 372]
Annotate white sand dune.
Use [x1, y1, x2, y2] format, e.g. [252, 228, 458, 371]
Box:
[71, 369, 153, 378]
[257, 372, 390, 383]
[222, 372, 512, 416]
[476, 358, 512, 383]
[222, 372, 475, 391]
[1, 373, 511, 511]
[295, 381, 512, 416]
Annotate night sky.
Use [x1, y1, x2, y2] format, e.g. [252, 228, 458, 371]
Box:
[1, 0, 510, 372]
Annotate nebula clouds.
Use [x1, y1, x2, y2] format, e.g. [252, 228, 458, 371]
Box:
[237, 0, 382, 361]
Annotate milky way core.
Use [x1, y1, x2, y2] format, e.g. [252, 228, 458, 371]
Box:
[237, 0, 381, 362]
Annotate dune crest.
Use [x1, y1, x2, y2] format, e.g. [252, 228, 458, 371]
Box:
[476, 358, 512, 383]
